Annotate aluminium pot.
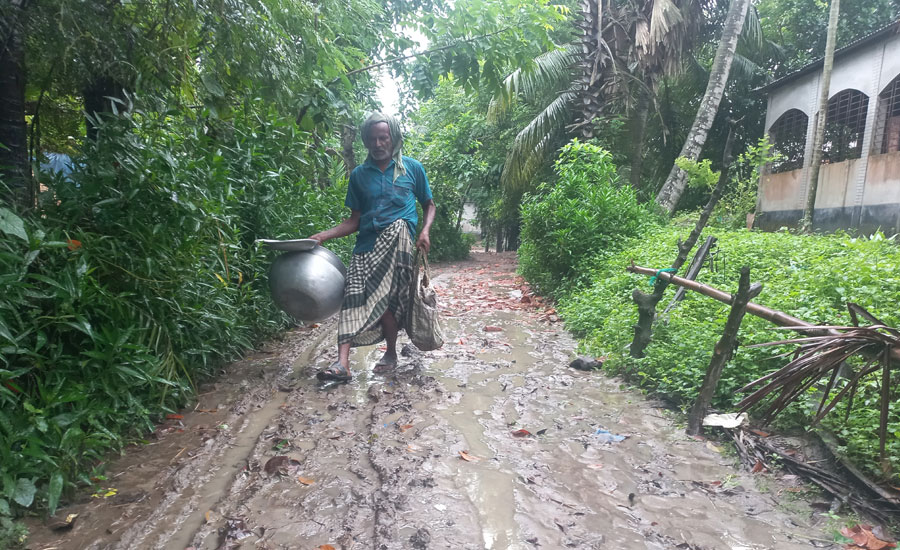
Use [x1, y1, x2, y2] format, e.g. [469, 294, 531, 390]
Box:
[268, 246, 346, 323]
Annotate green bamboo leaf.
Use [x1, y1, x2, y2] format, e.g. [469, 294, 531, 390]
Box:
[0, 208, 28, 241]
[12, 478, 36, 508]
[47, 472, 63, 515]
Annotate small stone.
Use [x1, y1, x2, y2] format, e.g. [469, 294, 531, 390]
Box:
[569, 356, 602, 371]
[410, 527, 431, 549]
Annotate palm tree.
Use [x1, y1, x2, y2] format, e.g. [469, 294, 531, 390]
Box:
[490, 0, 704, 191]
[654, 0, 753, 214]
[0, 0, 30, 207]
[801, 0, 840, 232]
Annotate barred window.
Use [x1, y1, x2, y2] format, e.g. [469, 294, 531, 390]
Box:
[874, 75, 900, 154]
[768, 109, 808, 173]
[822, 89, 869, 163]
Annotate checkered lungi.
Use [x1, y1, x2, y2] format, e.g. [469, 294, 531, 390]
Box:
[337, 219, 414, 346]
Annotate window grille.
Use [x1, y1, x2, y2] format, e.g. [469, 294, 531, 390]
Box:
[822, 89, 869, 163]
[875, 75, 900, 154]
[768, 109, 808, 173]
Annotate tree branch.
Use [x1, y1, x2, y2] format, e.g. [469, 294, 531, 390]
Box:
[345, 27, 512, 77]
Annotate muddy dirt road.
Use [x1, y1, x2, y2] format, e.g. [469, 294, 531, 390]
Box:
[26, 252, 839, 550]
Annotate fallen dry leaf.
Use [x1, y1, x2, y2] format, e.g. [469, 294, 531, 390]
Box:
[318, 546, 336, 550]
[840, 524, 897, 550]
[297, 476, 315, 485]
[400, 424, 414, 432]
[205, 510, 214, 523]
[459, 450, 480, 462]
[511, 429, 532, 438]
[751, 460, 767, 474]
[166, 414, 184, 420]
[483, 325, 503, 332]
[749, 429, 771, 437]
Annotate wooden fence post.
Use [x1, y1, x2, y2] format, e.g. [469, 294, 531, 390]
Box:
[630, 123, 738, 358]
[686, 266, 762, 435]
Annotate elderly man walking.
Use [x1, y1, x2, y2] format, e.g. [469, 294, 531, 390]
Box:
[309, 113, 436, 382]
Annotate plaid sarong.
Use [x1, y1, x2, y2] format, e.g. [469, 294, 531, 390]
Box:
[338, 219, 414, 346]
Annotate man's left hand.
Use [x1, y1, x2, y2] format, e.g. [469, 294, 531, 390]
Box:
[416, 231, 431, 254]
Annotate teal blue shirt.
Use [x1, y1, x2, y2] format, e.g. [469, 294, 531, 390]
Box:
[346, 156, 433, 254]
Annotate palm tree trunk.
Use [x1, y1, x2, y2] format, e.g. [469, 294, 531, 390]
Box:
[801, 0, 840, 232]
[0, 0, 30, 207]
[341, 122, 357, 177]
[654, 0, 751, 214]
[630, 87, 650, 190]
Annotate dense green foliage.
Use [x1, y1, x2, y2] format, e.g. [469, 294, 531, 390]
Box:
[558, 224, 900, 483]
[0, 105, 353, 521]
[0, 0, 571, 530]
[518, 141, 661, 295]
[3, 0, 900, 540]
[406, 80, 487, 261]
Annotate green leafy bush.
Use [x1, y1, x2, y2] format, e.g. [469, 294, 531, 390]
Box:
[676, 137, 777, 230]
[557, 224, 900, 483]
[518, 140, 660, 295]
[0, 103, 351, 519]
[406, 78, 491, 262]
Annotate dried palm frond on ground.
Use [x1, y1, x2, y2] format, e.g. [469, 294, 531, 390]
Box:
[737, 304, 899, 461]
[729, 428, 900, 524]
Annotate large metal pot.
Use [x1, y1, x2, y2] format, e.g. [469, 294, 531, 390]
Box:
[268, 246, 346, 323]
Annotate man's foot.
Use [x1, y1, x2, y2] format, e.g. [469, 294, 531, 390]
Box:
[373, 353, 398, 373]
[316, 361, 352, 382]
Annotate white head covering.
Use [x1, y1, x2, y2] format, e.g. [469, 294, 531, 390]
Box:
[361, 112, 406, 183]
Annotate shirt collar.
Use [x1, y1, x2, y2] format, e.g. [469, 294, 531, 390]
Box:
[364, 156, 396, 170]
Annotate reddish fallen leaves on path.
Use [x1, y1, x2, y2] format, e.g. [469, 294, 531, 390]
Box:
[841, 524, 897, 549]
[483, 325, 503, 332]
[511, 429, 532, 438]
[440, 264, 557, 320]
[297, 476, 315, 485]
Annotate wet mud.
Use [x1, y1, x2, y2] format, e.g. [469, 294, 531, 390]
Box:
[26, 252, 839, 550]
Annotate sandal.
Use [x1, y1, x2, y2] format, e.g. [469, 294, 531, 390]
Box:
[373, 356, 398, 374]
[316, 361, 352, 382]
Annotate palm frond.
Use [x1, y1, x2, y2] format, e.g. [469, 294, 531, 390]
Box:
[488, 44, 578, 123]
[737, 308, 900, 460]
[648, 0, 684, 51]
[729, 52, 761, 80]
[500, 90, 576, 191]
[737, 5, 764, 54]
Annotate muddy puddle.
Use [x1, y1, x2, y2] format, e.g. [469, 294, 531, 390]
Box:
[26, 252, 839, 550]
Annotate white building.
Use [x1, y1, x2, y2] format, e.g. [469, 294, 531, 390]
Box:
[756, 20, 900, 234]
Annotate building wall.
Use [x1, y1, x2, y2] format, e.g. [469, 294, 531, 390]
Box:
[758, 29, 900, 234]
[459, 202, 480, 235]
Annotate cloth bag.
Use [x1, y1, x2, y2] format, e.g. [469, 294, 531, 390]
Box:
[407, 250, 444, 351]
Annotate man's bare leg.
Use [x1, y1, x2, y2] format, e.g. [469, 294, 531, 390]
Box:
[376, 310, 399, 369]
[338, 342, 352, 372]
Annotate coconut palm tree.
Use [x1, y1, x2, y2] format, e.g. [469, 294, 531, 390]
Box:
[493, 0, 770, 196]
[491, 0, 704, 191]
[654, 0, 753, 214]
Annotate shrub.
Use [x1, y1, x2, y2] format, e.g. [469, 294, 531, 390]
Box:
[518, 140, 660, 296]
[558, 224, 900, 483]
[0, 102, 351, 520]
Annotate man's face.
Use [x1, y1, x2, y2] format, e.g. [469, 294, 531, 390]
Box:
[367, 122, 393, 162]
